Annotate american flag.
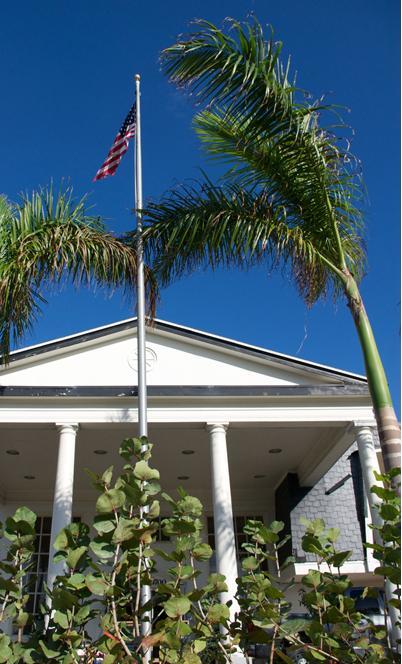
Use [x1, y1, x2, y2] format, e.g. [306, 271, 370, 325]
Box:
[94, 104, 136, 181]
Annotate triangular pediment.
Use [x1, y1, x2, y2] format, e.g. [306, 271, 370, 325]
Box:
[0, 319, 366, 390]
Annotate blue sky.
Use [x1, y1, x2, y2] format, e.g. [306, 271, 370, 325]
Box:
[1, 1, 400, 407]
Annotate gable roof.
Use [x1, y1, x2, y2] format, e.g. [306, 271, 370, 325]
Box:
[2, 317, 367, 389]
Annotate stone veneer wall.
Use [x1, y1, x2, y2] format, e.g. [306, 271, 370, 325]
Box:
[290, 442, 366, 562]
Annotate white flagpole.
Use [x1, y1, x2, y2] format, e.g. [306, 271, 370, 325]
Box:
[134, 73, 152, 657]
[134, 74, 148, 440]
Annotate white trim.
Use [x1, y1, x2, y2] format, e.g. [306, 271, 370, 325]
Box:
[293, 560, 379, 579]
[8, 317, 367, 381]
[0, 404, 376, 424]
[8, 317, 136, 356]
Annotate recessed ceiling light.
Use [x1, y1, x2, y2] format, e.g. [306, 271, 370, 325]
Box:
[94, 449, 107, 455]
[254, 474, 266, 479]
[24, 475, 35, 480]
[177, 475, 190, 480]
[181, 449, 195, 455]
[6, 449, 20, 455]
[269, 448, 282, 454]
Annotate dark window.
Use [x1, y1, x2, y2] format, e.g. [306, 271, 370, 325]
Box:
[25, 516, 80, 620]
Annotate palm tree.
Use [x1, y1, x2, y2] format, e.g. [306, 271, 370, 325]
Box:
[0, 186, 156, 362]
[137, 18, 400, 474]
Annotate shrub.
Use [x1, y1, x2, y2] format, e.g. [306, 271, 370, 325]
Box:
[0, 438, 399, 663]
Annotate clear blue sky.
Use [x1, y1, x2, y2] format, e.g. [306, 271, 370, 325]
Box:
[1, 1, 400, 408]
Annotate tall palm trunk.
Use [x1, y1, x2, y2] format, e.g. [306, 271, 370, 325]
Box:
[343, 272, 401, 486]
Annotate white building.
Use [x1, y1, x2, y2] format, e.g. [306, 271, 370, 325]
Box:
[0, 318, 383, 621]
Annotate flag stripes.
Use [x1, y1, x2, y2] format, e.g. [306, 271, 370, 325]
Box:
[94, 104, 136, 181]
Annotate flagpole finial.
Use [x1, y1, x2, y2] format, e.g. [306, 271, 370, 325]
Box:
[135, 74, 141, 81]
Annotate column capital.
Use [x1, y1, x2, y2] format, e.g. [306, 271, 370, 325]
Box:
[206, 422, 229, 434]
[55, 423, 79, 434]
[350, 420, 376, 431]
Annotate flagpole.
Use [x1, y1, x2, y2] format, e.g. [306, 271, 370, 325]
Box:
[134, 73, 152, 657]
[134, 74, 148, 440]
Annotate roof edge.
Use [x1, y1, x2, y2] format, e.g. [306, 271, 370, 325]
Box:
[0, 384, 370, 398]
[3, 317, 367, 384]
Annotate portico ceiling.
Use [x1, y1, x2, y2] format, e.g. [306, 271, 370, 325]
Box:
[0, 421, 353, 503]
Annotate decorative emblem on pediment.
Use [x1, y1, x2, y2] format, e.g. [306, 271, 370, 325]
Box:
[127, 347, 157, 372]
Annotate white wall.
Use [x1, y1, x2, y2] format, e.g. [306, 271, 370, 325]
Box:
[1, 332, 335, 387]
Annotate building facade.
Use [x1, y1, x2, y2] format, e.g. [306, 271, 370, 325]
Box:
[0, 318, 383, 629]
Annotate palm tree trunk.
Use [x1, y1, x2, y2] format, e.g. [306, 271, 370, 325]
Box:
[343, 273, 401, 483]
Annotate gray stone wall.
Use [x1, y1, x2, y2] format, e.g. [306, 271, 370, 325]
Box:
[291, 443, 365, 562]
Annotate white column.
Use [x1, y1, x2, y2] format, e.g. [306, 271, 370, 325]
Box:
[355, 425, 400, 651]
[47, 423, 78, 590]
[207, 423, 240, 615]
[355, 426, 382, 529]
[207, 424, 246, 663]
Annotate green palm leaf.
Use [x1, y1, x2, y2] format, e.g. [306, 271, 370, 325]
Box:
[161, 17, 297, 133]
[194, 107, 365, 279]
[0, 187, 157, 361]
[140, 180, 334, 305]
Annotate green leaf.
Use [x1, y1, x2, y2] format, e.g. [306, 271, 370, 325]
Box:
[103, 656, 118, 664]
[0, 635, 12, 662]
[207, 603, 230, 623]
[101, 465, 114, 485]
[328, 550, 351, 567]
[96, 489, 126, 513]
[371, 486, 395, 500]
[269, 520, 285, 533]
[15, 611, 29, 628]
[51, 587, 78, 610]
[302, 569, 321, 587]
[374, 565, 400, 584]
[93, 515, 115, 534]
[192, 543, 213, 561]
[134, 460, 160, 481]
[66, 572, 86, 589]
[280, 618, 311, 635]
[241, 556, 259, 571]
[206, 573, 228, 593]
[326, 527, 340, 543]
[53, 610, 70, 629]
[66, 545, 87, 569]
[177, 495, 203, 517]
[164, 596, 191, 618]
[193, 639, 207, 654]
[310, 650, 327, 660]
[142, 479, 161, 497]
[119, 437, 138, 460]
[39, 641, 61, 659]
[176, 621, 192, 637]
[75, 605, 91, 624]
[54, 528, 69, 551]
[380, 504, 399, 520]
[85, 574, 109, 596]
[13, 507, 36, 528]
[183, 654, 201, 664]
[302, 534, 324, 556]
[90, 539, 115, 560]
[112, 518, 137, 543]
[148, 500, 160, 518]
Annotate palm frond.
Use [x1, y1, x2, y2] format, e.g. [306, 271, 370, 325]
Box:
[161, 17, 307, 136]
[139, 180, 341, 304]
[159, 17, 366, 290]
[194, 107, 366, 279]
[0, 187, 158, 362]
